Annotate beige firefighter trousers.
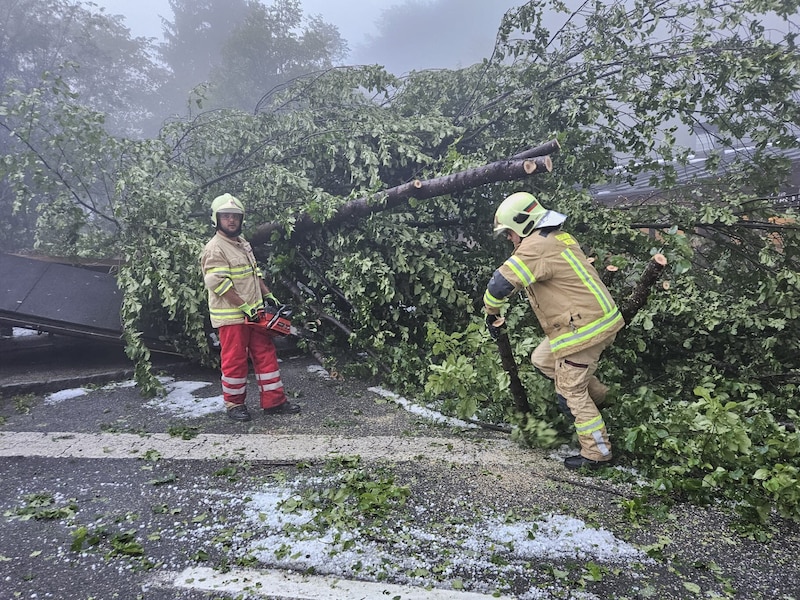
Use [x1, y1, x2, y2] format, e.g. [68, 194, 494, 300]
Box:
[531, 334, 617, 462]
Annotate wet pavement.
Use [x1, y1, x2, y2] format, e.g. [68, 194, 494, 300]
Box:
[1, 333, 799, 599]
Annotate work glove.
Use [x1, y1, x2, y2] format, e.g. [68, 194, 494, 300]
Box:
[238, 301, 261, 321]
[485, 313, 505, 340]
[263, 293, 280, 307]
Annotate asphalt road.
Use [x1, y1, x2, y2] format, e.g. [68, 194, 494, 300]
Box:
[1, 333, 799, 600]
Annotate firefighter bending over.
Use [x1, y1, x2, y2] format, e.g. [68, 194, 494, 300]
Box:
[483, 192, 624, 470]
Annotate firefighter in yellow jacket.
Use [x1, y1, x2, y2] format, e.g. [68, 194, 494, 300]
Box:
[201, 193, 300, 421]
[483, 192, 624, 470]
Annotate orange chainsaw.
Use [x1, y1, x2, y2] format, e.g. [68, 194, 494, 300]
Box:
[246, 303, 294, 336]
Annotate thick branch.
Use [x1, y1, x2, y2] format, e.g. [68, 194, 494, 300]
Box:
[490, 317, 531, 414]
[251, 155, 553, 246]
[296, 251, 352, 310]
[600, 264, 619, 287]
[511, 139, 561, 159]
[621, 253, 668, 324]
[280, 276, 354, 338]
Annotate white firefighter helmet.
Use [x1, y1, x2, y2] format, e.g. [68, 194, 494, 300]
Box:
[210, 193, 245, 227]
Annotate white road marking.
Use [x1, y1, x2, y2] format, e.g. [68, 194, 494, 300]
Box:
[160, 566, 516, 600]
[0, 431, 539, 465]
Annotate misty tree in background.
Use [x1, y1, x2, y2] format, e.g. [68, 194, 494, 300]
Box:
[0, 0, 165, 251]
[158, 0, 250, 117]
[0, 0, 165, 136]
[208, 0, 348, 110]
[158, 0, 347, 116]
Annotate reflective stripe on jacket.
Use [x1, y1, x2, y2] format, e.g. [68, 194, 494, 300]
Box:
[200, 232, 263, 328]
[483, 229, 624, 358]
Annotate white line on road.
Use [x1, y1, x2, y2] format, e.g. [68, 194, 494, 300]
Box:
[0, 431, 540, 465]
[157, 566, 516, 600]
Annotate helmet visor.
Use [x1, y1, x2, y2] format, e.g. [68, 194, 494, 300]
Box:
[492, 217, 511, 236]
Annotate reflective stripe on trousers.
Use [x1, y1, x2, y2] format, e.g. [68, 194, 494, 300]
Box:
[531, 334, 616, 461]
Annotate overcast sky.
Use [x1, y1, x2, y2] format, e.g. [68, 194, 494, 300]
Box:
[93, 0, 521, 73]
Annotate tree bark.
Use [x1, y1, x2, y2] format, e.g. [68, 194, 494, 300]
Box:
[512, 139, 561, 159]
[621, 253, 668, 324]
[490, 317, 531, 414]
[600, 264, 619, 287]
[250, 154, 554, 246]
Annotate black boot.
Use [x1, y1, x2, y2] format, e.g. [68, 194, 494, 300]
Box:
[263, 401, 301, 415]
[226, 404, 252, 421]
[564, 455, 614, 470]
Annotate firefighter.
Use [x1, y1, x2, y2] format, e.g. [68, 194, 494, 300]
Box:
[483, 191, 624, 470]
[200, 193, 300, 421]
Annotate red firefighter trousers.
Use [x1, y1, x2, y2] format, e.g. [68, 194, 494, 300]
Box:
[217, 323, 287, 410]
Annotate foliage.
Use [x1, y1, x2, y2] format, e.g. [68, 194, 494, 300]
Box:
[616, 384, 800, 528]
[114, 138, 213, 395]
[278, 455, 410, 539]
[0, 72, 125, 255]
[5, 492, 78, 521]
[2, 0, 800, 530]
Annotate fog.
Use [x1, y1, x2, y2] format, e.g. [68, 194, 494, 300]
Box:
[94, 0, 522, 74]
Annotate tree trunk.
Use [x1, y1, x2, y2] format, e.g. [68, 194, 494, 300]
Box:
[621, 253, 668, 323]
[250, 153, 554, 246]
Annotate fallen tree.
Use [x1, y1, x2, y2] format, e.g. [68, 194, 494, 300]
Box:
[247, 138, 672, 410]
[265, 141, 559, 378]
[251, 142, 558, 245]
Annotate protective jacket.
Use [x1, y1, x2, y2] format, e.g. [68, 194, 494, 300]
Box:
[484, 229, 624, 358]
[201, 232, 263, 328]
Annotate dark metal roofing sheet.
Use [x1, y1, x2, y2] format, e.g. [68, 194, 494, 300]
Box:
[0, 253, 122, 335]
